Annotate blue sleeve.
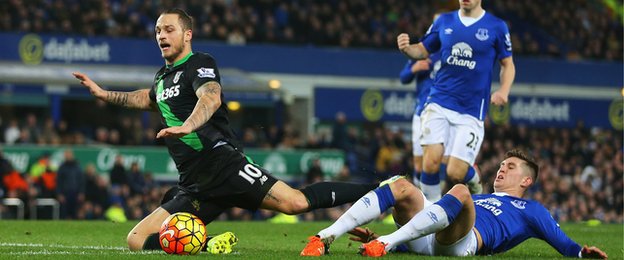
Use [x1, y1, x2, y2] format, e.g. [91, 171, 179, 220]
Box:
[531, 205, 582, 257]
[495, 20, 513, 60]
[399, 60, 416, 84]
[420, 19, 442, 54]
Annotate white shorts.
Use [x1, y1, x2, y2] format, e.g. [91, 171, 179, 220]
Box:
[420, 103, 484, 164]
[405, 228, 478, 256]
[411, 114, 423, 156]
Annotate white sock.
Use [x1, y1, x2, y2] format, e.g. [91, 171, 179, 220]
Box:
[420, 183, 441, 201]
[467, 172, 480, 185]
[377, 204, 449, 250]
[412, 175, 421, 188]
[318, 191, 381, 240]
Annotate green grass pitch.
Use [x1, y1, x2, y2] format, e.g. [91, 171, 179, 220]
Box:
[0, 221, 621, 259]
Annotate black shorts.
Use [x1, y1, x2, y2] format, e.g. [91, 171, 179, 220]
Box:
[161, 145, 279, 223]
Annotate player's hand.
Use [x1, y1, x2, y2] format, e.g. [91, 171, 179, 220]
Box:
[347, 227, 379, 243]
[581, 245, 608, 259]
[72, 72, 106, 99]
[397, 33, 411, 53]
[411, 59, 431, 73]
[490, 90, 509, 106]
[157, 125, 193, 139]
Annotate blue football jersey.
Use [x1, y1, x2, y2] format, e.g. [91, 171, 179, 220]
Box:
[399, 53, 441, 116]
[473, 193, 581, 257]
[420, 11, 512, 120]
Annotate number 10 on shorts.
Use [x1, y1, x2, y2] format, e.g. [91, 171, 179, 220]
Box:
[238, 164, 268, 185]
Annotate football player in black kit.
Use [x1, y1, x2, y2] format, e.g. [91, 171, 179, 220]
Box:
[73, 8, 377, 252]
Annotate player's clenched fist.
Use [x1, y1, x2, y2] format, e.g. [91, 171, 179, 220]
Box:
[397, 33, 411, 53]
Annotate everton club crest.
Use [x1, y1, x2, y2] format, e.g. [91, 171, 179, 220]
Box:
[475, 28, 489, 41]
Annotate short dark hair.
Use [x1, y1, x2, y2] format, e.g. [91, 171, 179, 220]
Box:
[505, 149, 539, 182]
[161, 8, 193, 31]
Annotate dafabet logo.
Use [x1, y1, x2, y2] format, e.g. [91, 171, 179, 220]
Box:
[18, 34, 110, 65]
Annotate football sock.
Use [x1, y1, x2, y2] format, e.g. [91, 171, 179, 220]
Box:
[377, 194, 462, 250]
[463, 166, 476, 183]
[420, 171, 441, 201]
[412, 170, 421, 188]
[300, 182, 378, 210]
[142, 233, 161, 250]
[318, 185, 395, 240]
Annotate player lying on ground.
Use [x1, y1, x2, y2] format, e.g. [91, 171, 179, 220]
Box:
[301, 150, 607, 259]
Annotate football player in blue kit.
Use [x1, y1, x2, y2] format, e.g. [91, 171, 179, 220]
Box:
[301, 150, 607, 259]
[397, 0, 516, 201]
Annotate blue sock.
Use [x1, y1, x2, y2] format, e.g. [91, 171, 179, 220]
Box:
[439, 163, 447, 181]
[434, 194, 463, 223]
[420, 171, 440, 185]
[373, 184, 396, 212]
[463, 166, 476, 183]
[413, 170, 421, 181]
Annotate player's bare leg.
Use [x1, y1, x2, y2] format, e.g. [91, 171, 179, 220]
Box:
[421, 144, 445, 200]
[412, 155, 423, 187]
[434, 184, 476, 245]
[260, 179, 377, 215]
[446, 157, 469, 183]
[447, 156, 482, 194]
[259, 180, 310, 214]
[127, 207, 171, 250]
[389, 178, 426, 225]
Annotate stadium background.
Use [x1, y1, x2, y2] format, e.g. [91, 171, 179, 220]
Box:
[0, 0, 621, 227]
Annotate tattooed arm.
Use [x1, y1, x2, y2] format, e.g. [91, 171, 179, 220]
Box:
[156, 81, 222, 139]
[72, 72, 157, 111]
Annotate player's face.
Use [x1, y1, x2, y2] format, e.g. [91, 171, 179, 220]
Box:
[458, 0, 481, 11]
[493, 157, 531, 192]
[155, 14, 189, 63]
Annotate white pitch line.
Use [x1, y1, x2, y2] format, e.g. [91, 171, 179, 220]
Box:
[0, 242, 127, 251]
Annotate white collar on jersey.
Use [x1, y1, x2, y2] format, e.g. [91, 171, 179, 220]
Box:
[492, 192, 510, 197]
[458, 10, 486, 26]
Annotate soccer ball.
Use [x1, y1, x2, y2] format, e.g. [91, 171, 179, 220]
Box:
[159, 212, 207, 255]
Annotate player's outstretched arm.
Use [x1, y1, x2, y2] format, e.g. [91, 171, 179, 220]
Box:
[156, 81, 221, 139]
[581, 245, 608, 259]
[72, 72, 157, 111]
[397, 33, 429, 60]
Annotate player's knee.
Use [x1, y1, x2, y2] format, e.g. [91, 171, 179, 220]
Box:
[389, 178, 418, 201]
[448, 184, 471, 202]
[126, 232, 144, 251]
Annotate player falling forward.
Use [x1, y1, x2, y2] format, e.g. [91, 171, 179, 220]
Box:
[73, 8, 377, 252]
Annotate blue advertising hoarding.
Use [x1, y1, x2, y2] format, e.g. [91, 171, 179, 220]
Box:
[1, 32, 621, 87]
[315, 87, 622, 130]
[489, 96, 622, 130]
[314, 87, 416, 122]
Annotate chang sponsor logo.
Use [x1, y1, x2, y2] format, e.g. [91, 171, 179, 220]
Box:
[18, 34, 111, 64]
[475, 198, 503, 216]
[447, 42, 476, 69]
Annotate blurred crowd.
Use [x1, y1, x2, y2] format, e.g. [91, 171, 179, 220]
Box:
[0, 111, 621, 224]
[0, 0, 621, 61]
